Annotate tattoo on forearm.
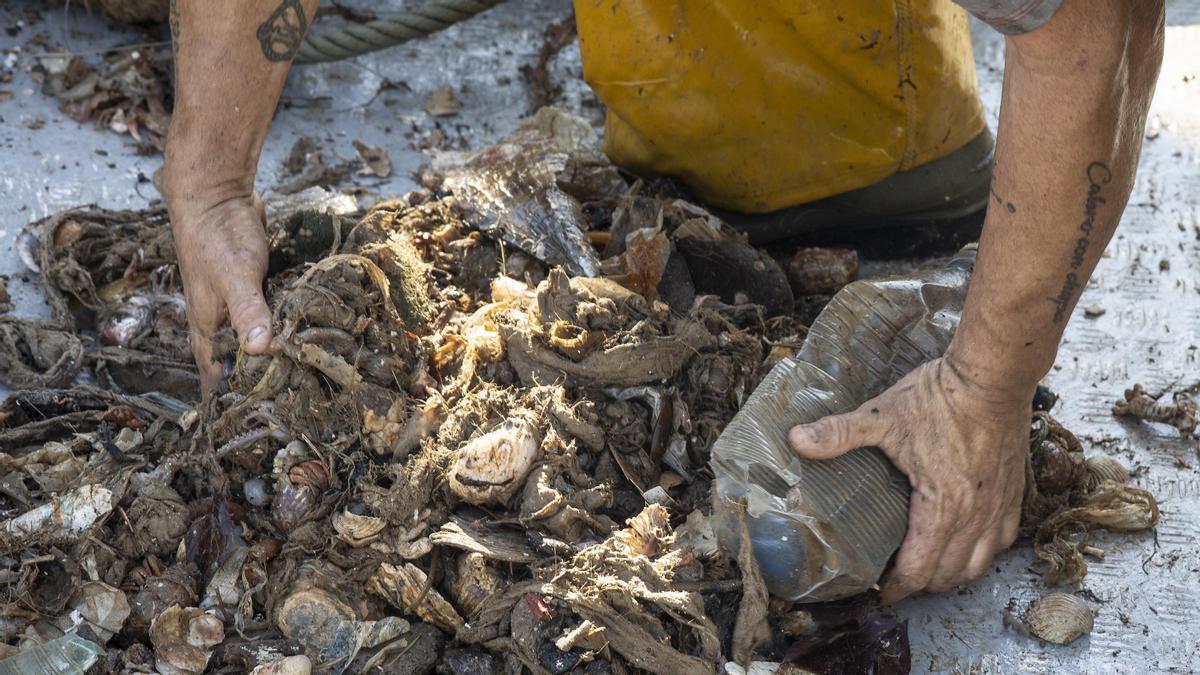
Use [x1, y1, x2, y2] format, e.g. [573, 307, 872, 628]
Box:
[257, 0, 308, 62]
[1047, 161, 1112, 323]
[990, 185, 1017, 214]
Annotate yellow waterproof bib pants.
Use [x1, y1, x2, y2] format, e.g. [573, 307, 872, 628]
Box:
[574, 0, 985, 214]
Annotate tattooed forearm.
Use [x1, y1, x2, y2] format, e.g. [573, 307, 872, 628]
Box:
[1047, 161, 1112, 323]
[257, 0, 308, 62]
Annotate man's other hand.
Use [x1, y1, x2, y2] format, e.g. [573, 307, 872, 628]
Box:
[787, 356, 1029, 604]
[165, 190, 272, 392]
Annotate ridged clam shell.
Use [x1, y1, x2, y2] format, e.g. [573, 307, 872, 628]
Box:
[1085, 456, 1130, 490]
[332, 511, 387, 546]
[1026, 593, 1095, 645]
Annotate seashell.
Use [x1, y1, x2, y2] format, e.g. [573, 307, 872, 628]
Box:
[332, 511, 387, 547]
[271, 483, 317, 533]
[149, 605, 225, 675]
[448, 419, 541, 505]
[15, 230, 41, 273]
[1025, 593, 1095, 645]
[1085, 456, 1130, 491]
[287, 460, 333, 493]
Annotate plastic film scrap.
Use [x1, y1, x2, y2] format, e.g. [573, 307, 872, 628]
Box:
[710, 247, 977, 601]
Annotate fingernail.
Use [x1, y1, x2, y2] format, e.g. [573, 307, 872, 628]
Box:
[247, 326, 267, 344]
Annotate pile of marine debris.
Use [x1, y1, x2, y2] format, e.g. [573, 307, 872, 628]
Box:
[0, 110, 1159, 674]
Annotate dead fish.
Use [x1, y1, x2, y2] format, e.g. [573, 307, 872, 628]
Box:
[1025, 593, 1095, 645]
[15, 230, 41, 273]
[99, 294, 155, 347]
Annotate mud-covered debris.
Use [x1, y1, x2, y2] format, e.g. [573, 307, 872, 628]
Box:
[674, 216, 793, 315]
[784, 611, 911, 675]
[732, 514, 770, 667]
[275, 565, 410, 671]
[2, 105, 1162, 672]
[449, 552, 506, 619]
[0, 634, 104, 675]
[672, 510, 719, 558]
[368, 562, 465, 636]
[149, 606, 224, 675]
[129, 564, 199, 638]
[276, 141, 354, 195]
[1112, 383, 1197, 437]
[1083, 305, 1106, 318]
[429, 515, 541, 564]
[353, 140, 393, 178]
[1033, 482, 1159, 585]
[35, 46, 173, 151]
[58, 581, 130, 644]
[0, 319, 84, 389]
[0, 277, 10, 314]
[425, 85, 462, 117]
[786, 247, 859, 296]
[1023, 593, 1095, 645]
[439, 648, 500, 675]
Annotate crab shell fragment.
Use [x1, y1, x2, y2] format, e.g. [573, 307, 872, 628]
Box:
[1026, 593, 1095, 645]
[448, 419, 542, 505]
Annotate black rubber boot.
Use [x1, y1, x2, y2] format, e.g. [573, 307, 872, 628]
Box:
[713, 127, 995, 248]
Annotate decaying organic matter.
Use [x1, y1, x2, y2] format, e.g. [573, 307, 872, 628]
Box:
[1022, 414, 1159, 586]
[1112, 383, 1198, 438]
[0, 109, 1165, 672]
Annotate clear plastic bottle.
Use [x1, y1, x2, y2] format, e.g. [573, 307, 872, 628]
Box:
[710, 247, 976, 602]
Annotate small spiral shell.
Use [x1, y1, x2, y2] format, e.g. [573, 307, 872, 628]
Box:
[1026, 593, 1095, 645]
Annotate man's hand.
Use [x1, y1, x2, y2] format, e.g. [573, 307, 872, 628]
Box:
[165, 0, 319, 392]
[167, 191, 273, 391]
[788, 356, 1030, 603]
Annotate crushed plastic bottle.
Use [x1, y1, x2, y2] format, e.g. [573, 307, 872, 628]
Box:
[710, 247, 976, 602]
[0, 634, 104, 675]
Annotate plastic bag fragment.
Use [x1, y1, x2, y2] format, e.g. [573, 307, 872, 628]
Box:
[710, 247, 977, 601]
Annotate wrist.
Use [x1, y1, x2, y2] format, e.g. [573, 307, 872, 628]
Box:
[943, 337, 1045, 405]
[163, 123, 259, 208]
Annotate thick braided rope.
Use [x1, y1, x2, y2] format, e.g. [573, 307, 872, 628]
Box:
[295, 0, 508, 64]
